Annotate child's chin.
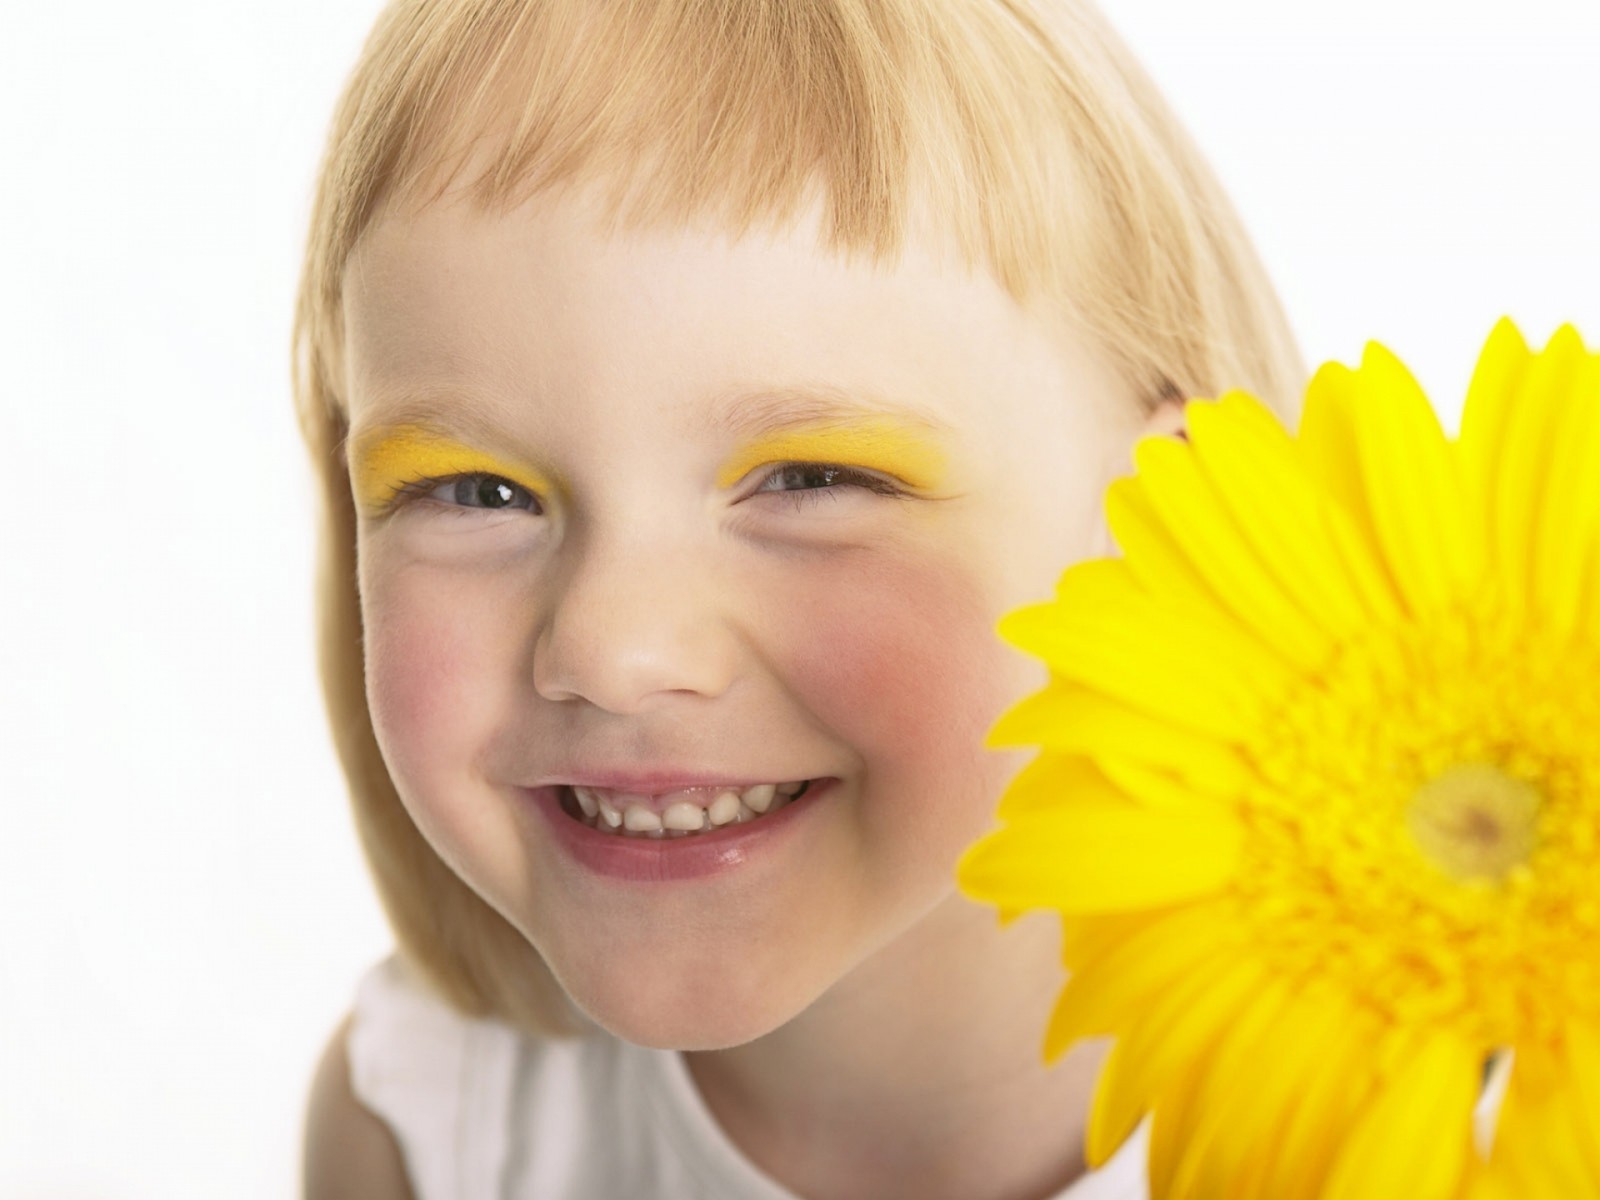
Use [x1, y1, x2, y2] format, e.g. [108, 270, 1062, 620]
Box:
[626, 1024, 781, 1053]
[557, 967, 817, 1050]
[574, 995, 802, 1051]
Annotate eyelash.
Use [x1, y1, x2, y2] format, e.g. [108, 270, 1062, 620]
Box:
[753, 463, 907, 511]
[384, 462, 907, 517]
[387, 474, 540, 517]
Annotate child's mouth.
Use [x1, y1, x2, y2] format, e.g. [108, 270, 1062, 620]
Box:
[558, 779, 815, 839]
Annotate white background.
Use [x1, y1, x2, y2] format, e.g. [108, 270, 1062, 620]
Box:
[2, 2, 1596, 1196]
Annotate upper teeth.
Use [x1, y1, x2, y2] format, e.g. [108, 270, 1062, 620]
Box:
[570, 780, 809, 836]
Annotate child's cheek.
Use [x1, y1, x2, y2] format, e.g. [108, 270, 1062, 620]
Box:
[764, 547, 1028, 815]
[360, 574, 495, 824]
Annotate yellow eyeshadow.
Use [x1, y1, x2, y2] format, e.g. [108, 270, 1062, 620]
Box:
[714, 420, 950, 490]
[349, 425, 554, 513]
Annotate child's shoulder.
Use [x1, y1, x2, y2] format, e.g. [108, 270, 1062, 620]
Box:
[339, 954, 553, 1197]
[302, 1007, 417, 1200]
[326, 954, 649, 1200]
[330, 954, 818, 1200]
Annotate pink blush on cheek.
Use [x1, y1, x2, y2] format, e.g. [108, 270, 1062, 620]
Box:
[362, 592, 496, 806]
[767, 549, 1020, 800]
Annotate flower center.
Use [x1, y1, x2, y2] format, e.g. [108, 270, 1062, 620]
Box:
[1406, 762, 1542, 882]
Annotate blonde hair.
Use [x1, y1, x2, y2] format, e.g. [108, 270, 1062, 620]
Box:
[291, 0, 1307, 1037]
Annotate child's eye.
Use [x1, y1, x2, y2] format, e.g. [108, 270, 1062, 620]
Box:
[390, 472, 542, 515]
[751, 463, 907, 511]
[378, 464, 902, 518]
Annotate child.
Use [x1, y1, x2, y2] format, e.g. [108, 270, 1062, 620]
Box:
[293, 1, 1305, 1196]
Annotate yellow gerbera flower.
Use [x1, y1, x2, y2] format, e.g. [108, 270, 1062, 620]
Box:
[956, 318, 1600, 1200]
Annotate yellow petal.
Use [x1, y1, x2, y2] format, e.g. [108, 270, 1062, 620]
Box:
[1226, 990, 1369, 1200]
[1323, 1026, 1479, 1200]
[1040, 901, 1235, 1059]
[1366, 342, 1485, 616]
[1057, 909, 1156, 969]
[955, 800, 1242, 912]
[1155, 974, 1299, 1200]
[1526, 332, 1600, 643]
[1457, 318, 1534, 501]
[1478, 1042, 1600, 1194]
[1185, 390, 1377, 644]
[1259, 999, 1382, 1200]
[1146, 1068, 1203, 1199]
[1460, 1165, 1519, 1200]
[997, 750, 1227, 824]
[1567, 1021, 1600, 1177]
[1467, 323, 1585, 627]
[1112, 422, 1397, 642]
[998, 561, 1287, 742]
[1312, 463, 1410, 629]
[1093, 755, 1238, 818]
[1104, 471, 1230, 614]
[1131, 431, 1332, 672]
[1296, 360, 1408, 616]
[994, 753, 1117, 819]
[986, 682, 1253, 798]
[1087, 957, 1266, 1167]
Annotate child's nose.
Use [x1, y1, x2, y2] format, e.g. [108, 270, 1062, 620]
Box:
[530, 532, 740, 713]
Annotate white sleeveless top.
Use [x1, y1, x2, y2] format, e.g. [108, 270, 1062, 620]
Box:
[347, 954, 1151, 1200]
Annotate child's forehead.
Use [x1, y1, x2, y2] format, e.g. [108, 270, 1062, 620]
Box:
[346, 182, 1046, 368]
[340, 180, 1132, 453]
[353, 172, 974, 294]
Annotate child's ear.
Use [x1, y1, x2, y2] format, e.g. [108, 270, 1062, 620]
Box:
[1140, 390, 1189, 444]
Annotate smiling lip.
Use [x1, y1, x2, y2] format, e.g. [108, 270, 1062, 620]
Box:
[536, 770, 801, 793]
[522, 778, 834, 883]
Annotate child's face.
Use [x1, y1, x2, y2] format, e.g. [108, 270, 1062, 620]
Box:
[342, 180, 1153, 1047]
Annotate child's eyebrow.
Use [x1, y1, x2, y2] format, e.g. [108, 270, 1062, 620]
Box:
[348, 383, 955, 450]
[706, 383, 955, 441]
[345, 390, 523, 459]
[709, 384, 955, 490]
[347, 385, 956, 495]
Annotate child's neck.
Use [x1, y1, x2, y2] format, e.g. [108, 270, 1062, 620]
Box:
[682, 894, 1108, 1200]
